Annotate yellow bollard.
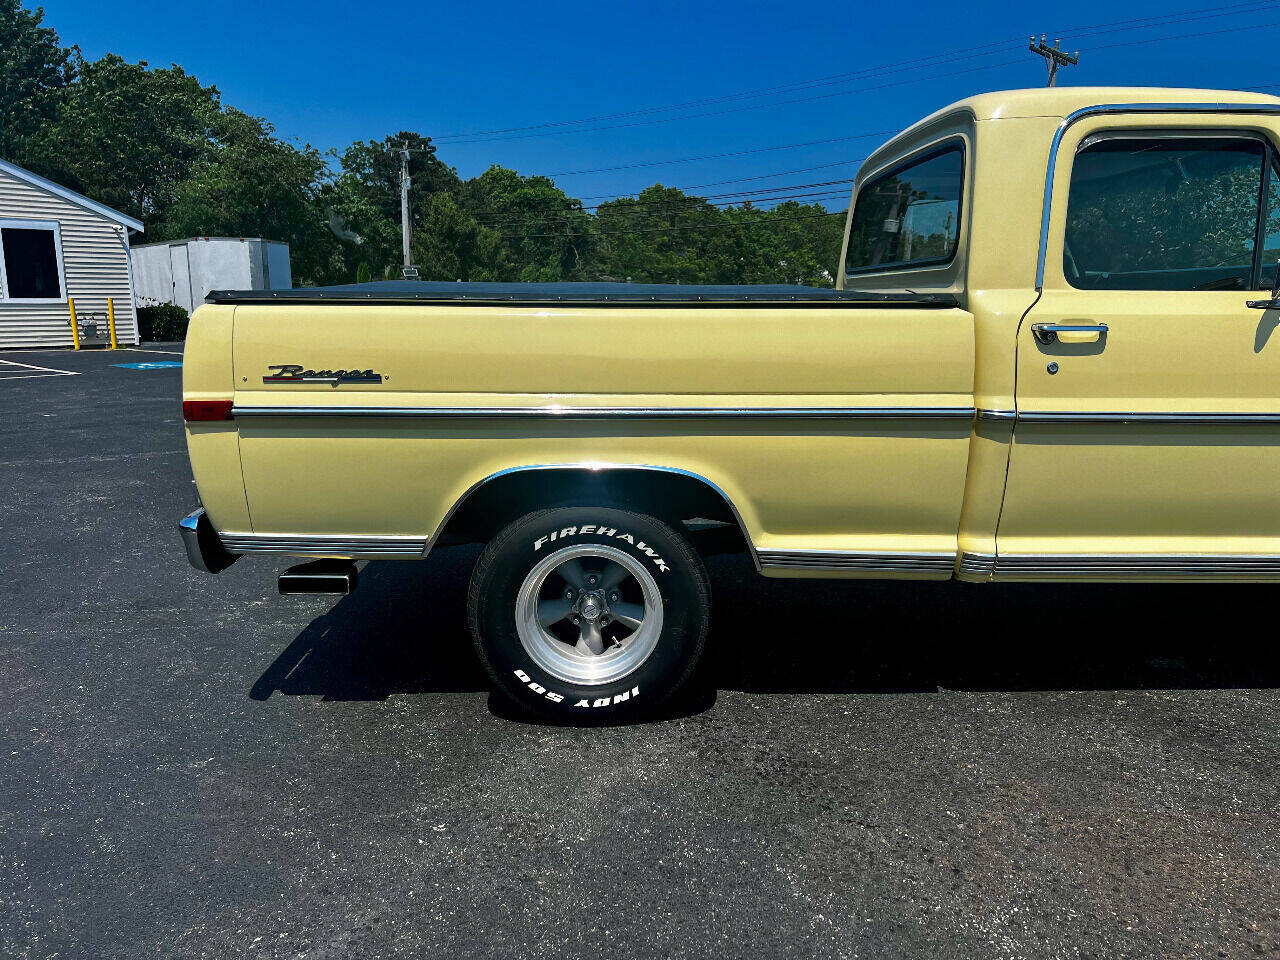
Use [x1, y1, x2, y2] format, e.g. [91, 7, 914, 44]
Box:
[68, 297, 81, 350]
[107, 297, 118, 350]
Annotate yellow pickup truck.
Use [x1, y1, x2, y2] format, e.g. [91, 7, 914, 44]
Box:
[180, 87, 1280, 718]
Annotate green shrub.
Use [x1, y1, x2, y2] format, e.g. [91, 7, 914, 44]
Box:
[136, 302, 190, 342]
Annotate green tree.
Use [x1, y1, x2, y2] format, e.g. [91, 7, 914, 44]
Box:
[595, 186, 739, 283]
[2, 0, 849, 289]
[726, 201, 844, 285]
[355, 261, 371, 284]
[412, 192, 507, 281]
[464, 166, 596, 281]
[0, 0, 76, 163]
[323, 132, 462, 281]
[24, 54, 221, 225]
[159, 108, 334, 283]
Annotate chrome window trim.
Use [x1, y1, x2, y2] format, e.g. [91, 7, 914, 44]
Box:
[231, 404, 978, 421]
[1036, 101, 1280, 290]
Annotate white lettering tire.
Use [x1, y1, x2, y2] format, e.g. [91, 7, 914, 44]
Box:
[467, 507, 710, 720]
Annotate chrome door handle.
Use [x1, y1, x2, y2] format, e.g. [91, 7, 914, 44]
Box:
[1032, 322, 1108, 344]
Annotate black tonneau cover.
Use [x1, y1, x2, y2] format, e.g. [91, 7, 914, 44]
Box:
[206, 280, 957, 308]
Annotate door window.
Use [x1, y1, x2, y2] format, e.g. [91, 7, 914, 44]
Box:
[1063, 135, 1272, 291]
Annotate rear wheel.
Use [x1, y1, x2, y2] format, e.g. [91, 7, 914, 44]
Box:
[467, 507, 710, 720]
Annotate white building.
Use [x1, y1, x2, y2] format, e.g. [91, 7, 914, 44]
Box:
[132, 237, 291, 314]
[0, 158, 142, 349]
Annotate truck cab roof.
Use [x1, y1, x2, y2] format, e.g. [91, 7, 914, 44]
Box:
[864, 86, 1280, 173]
[943, 86, 1280, 123]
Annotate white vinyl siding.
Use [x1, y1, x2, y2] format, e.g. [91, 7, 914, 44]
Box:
[0, 166, 139, 348]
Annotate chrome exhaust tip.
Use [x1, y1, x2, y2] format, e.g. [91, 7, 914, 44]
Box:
[278, 559, 359, 595]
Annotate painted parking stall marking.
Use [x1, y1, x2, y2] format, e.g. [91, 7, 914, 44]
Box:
[112, 361, 183, 370]
[0, 358, 79, 380]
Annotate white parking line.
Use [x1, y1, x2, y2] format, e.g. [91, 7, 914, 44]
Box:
[0, 358, 79, 376]
[123, 347, 184, 356]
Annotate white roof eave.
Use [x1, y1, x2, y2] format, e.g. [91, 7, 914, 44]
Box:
[0, 158, 144, 233]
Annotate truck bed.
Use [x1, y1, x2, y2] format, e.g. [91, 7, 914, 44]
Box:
[205, 280, 958, 308]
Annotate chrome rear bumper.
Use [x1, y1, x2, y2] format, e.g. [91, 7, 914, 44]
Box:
[179, 508, 238, 574]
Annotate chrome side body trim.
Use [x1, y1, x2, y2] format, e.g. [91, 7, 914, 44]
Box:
[1018, 411, 1280, 424]
[994, 553, 1280, 579]
[978, 409, 1280, 424]
[958, 551, 996, 577]
[757, 549, 956, 574]
[1035, 101, 1280, 290]
[976, 409, 1016, 422]
[232, 404, 978, 421]
[423, 462, 763, 571]
[219, 533, 427, 557]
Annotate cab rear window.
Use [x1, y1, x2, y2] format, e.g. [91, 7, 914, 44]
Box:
[844, 144, 964, 276]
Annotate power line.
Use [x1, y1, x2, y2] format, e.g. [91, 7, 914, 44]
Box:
[396, 67, 1280, 233]
[473, 196, 851, 235]
[547, 131, 896, 177]
[1079, 15, 1280, 53]
[447, 12, 1280, 148]
[431, 0, 1280, 144]
[436, 56, 1027, 147]
[471, 184, 849, 235]
[471, 69, 1280, 226]
[465, 178, 859, 231]
[495, 209, 846, 243]
[530, 19, 1280, 180]
[469, 193, 850, 236]
[576, 159, 862, 200]
[468, 178, 857, 224]
[434, 0, 1280, 141]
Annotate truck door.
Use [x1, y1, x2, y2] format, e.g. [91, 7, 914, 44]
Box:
[998, 118, 1280, 577]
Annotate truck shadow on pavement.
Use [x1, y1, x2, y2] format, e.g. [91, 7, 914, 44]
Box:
[248, 552, 489, 703]
[251, 545, 1280, 716]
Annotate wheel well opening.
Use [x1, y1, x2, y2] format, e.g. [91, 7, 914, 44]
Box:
[434, 467, 750, 556]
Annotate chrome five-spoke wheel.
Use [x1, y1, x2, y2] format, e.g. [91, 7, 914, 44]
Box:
[515, 544, 663, 686]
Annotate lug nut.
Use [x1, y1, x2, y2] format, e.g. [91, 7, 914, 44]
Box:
[564, 588, 574, 600]
[609, 591, 620, 603]
[587, 575, 598, 585]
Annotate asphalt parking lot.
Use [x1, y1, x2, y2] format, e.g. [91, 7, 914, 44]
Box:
[2, 345, 1279, 959]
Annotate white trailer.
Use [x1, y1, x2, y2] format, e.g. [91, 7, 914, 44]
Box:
[132, 237, 291, 314]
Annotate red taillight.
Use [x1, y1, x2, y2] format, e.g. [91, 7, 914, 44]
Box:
[183, 400, 234, 422]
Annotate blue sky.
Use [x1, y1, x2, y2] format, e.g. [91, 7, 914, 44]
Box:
[37, 0, 1278, 204]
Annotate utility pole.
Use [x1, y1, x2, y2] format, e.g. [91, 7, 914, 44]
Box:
[1029, 35, 1079, 87]
[399, 141, 418, 279]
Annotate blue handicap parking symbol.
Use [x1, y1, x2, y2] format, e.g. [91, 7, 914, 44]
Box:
[112, 361, 183, 370]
